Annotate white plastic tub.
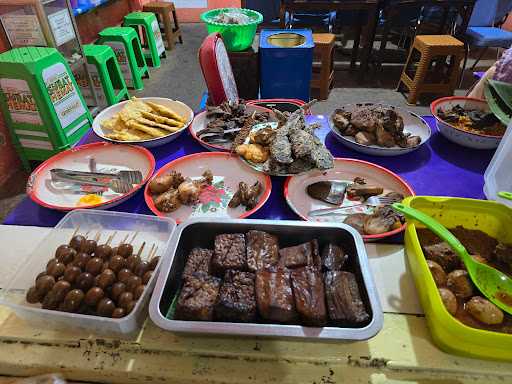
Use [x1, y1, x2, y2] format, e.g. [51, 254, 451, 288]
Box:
[484, 120, 512, 207]
[0, 210, 176, 337]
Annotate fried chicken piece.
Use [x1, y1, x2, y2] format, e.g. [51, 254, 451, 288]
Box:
[149, 171, 185, 194]
[177, 170, 213, 205]
[154, 189, 181, 212]
[236, 144, 269, 163]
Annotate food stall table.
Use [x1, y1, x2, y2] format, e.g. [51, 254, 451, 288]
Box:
[1, 225, 512, 383]
[3, 115, 494, 229]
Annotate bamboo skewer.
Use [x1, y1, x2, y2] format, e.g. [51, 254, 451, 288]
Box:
[70, 226, 81, 240]
[106, 231, 117, 246]
[137, 241, 146, 258]
[130, 231, 139, 244]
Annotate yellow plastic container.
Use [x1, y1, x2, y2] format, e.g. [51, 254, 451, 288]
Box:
[402, 195, 512, 361]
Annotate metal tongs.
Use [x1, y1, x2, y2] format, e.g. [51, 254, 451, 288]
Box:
[50, 169, 139, 194]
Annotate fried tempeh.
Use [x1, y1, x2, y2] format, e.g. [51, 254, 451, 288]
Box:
[146, 101, 187, 123]
[141, 111, 184, 127]
[126, 120, 167, 137]
[135, 116, 182, 133]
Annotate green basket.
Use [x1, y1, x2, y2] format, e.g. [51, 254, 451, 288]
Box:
[200, 8, 263, 52]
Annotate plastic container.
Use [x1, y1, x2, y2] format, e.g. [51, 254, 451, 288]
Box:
[402, 195, 512, 361]
[149, 218, 383, 340]
[200, 8, 263, 52]
[484, 119, 512, 207]
[0, 210, 176, 337]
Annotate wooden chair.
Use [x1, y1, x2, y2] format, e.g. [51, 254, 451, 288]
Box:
[397, 35, 464, 104]
[143, 1, 183, 50]
[311, 33, 336, 100]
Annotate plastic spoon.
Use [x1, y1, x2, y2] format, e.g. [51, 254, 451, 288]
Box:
[392, 203, 512, 316]
[498, 191, 512, 201]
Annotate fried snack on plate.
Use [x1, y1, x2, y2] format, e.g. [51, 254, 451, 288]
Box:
[136, 116, 181, 133]
[236, 144, 270, 163]
[106, 131, 151, 141]
[145, 101, 187, 123]
[126, 120, 168, 137]
[141, 111, 183, 127]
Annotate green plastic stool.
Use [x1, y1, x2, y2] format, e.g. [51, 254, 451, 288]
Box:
[123, 12, 165, 68]
[83, 44, 129, 107]
[0, 47, 92, 170]
[97, 27, 149, 90]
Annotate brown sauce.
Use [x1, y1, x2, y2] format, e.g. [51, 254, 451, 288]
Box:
[417, 227, 512, 334]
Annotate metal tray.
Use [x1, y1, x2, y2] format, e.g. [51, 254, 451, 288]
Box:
[149, 218, 383, 340]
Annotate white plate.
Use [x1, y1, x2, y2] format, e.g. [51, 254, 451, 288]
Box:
[329, 103, 431, 156]
[189, 104, 273, 152]
[92, 97, 194, 148]
[27, 142, 155, 211]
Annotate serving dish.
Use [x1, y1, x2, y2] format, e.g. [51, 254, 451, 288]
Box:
[0, 209, 176, 336]
[285, 158, 414, 242]
[431, 96, 503, 150]
[149, 218, 383, 340]
[92, 97, 194, 148]
[189, 104, 273, 151]
[329, 103, 431, 156]
[402, 196, 512, 361]
[27, 142, 155, 211]
[144, 152, 271, 223]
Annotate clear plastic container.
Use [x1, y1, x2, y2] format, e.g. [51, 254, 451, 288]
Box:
[0, 210, 176, 337]
[484, 120, 512, 207]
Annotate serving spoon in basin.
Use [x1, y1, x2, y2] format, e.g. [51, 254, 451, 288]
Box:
[392, 203, 512, 316]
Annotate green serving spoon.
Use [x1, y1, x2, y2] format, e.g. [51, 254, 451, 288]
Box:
[392, 203, 512, 316]
[498, 191, 512, 201]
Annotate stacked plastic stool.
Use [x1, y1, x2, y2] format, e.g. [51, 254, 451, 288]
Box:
[123, 12, 166, 68]
[143, 1, 183, 50]
[97, 27, 149, 90]
[0, 47, 92, 170]
[83, 44, 129, 107]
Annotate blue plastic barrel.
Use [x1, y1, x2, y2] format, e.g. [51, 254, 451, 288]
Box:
[259, 29, 314, 102]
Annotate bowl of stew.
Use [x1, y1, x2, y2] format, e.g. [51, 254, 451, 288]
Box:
[431, 97, 505, 150]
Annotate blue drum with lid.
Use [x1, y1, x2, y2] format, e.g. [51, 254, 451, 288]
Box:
[259, 29, 314, 102]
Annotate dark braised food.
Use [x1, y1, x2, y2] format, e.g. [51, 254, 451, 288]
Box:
[228, 181, 263, 211]
[256, 268, 298, 323]
[418, 227, 512, 333]
[332, 105, 421, 148]
[246, 230, 279, 272]
[170, 231, 371, 327]
[324, 271, 370, 324]
[215, 270, 257, 322]
[25, 233, 159, 319]
[279, 240, 320, 269]
[175, 272, 221, 321]
[437, 104, 506, 136]
[290, 266, 327, 326]
[212, 233, 247, 275]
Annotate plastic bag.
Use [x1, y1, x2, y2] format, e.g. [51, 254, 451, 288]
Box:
[212, 10, 252, 25]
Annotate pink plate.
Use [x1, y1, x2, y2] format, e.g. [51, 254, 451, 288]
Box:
[27, 142, 155, 211]
[145, 152, 272, 223]
[189, 104, 274, 152]
[284, 158, 415, 241]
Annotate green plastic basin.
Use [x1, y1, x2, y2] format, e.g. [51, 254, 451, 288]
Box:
[200, 8, 263, 52]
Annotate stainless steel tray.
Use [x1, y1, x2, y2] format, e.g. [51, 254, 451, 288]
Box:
[149, 218, 383, 340]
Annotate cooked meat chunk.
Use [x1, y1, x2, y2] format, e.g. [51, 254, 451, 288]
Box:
[321, 244, 348, 271]
[215, 270, 256, 322]
[246, 230, 279, 272]
[212, 233, 247, 275]
[406, 136, 421, 148]
[375, 125, 396, 148]
[423, 242, 460, 272]
[175, 272, 221, 321]
[290, 129, 315, 159]
[427, 260, 447, 287]
[343, 214, 368, 234]
[354, 131, 376, 146]
[438, 288, 457, 315]
[279, 240, 320, 269]
[346, 184, 384, 199]
[466, 296, 504, 325]
[324, 271, 369, 324]
[154, 189, 181, 212]
[255, 269, 297, 323]
[291, 267, 327, 326]
[182, 248, 213, 280]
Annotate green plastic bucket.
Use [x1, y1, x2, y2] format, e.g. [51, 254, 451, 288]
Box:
[200, 8, 263, 52]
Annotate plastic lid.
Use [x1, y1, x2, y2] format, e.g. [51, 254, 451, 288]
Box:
[198, 33, 238, 106]
[484, 120, 512, 207]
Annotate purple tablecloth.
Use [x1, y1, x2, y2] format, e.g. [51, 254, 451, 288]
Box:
[4, 115, 494, 231]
